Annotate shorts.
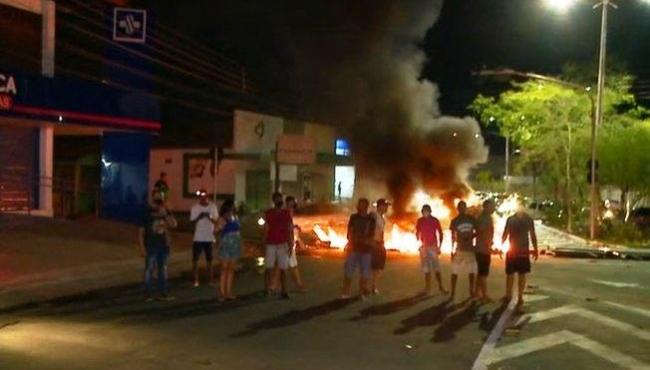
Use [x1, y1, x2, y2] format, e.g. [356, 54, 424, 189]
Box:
[344, 251, 372, 279]
[219, 233, 241, 261]
[475, 253, 491, 277]
[371, 244, 386, 270]
[420, 247, 441, 273]
[265, 243, 290, 270]
[192, 242, 214, 262]
[451, 251, 478, 275]
[506, 255, 531, 275]
[288, 245, 298, 268]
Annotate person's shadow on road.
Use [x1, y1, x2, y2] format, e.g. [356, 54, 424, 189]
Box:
[393, 297, 456, 335]
[431, 300, 481, 342]
[231, 297, 359, 337]
[349, 292, 432, 322]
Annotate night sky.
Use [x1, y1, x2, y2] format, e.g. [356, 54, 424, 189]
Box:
[139, 0, 650, 117]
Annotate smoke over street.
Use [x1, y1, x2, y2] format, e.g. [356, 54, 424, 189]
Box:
[279, 0, 488, 212]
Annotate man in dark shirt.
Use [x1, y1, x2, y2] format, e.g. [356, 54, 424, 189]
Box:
[153, 172, 170, 201]
[138, 191, 177, 301]
[450, 201, 478, 300]
[475, 199, 496, 303]
[501, 203, 538, 309]
[341, 198, 375, 299]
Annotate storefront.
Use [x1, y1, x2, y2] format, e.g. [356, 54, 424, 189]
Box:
[149, 109, 353, 212]
[0, 68, 160, 223]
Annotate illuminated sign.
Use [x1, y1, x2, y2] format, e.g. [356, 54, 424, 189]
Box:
[113, 8, 147, 43]
[0, 73, 17, 110]
[0, 74, 17, 95]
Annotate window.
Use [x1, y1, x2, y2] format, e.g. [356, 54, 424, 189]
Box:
[335, 138, 351, 156]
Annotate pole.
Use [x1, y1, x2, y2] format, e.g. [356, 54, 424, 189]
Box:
[212, 146, 218, 204]
[274, 140, 280, 193]
[590, 0, 609, 240]
[505, 136, 510, 194]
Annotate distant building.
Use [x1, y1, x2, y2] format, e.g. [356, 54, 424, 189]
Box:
[149, 109, 354, 212]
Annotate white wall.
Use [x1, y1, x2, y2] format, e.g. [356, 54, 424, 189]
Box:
[233, 110, 284, 154]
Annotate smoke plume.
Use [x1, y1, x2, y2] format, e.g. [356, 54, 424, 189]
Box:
[279, 1, 489, 213]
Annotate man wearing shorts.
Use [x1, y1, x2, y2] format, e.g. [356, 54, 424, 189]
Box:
[416, 204, 448, 295]
[264, 192, 293, 299]
[370, 198, 389, 295]
[341, 198, 375, 299]
[450, 201, 478, 300]
[475, 199, 496, 303]
[501, 203, 538, 309]
[189, 189, 218, 287]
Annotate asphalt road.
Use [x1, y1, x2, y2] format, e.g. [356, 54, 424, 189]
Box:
[1, 229, 649, 370]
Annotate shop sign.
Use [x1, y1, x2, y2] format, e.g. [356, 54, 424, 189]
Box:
[0, 73, 17, 110]
[277, 135, 316, 165]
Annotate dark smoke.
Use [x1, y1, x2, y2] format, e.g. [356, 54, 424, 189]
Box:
[277, 1, 489, 213]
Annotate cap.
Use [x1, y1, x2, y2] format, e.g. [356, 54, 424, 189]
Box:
[376, 198, 391, 207]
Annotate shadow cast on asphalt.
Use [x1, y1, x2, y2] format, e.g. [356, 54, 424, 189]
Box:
[393, 297, 456, 335]
[478, 301, 508, 334]
[431, 301, 481, 342]
[231, 297, 359, 338]
[349, 292, 432, 321]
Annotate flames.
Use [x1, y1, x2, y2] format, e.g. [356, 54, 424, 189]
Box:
[311, 191, 518, 255]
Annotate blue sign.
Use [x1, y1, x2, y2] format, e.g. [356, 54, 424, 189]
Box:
[113, 7, 147, 43]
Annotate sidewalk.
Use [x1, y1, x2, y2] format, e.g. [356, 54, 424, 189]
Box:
[538, 223, 650, 260]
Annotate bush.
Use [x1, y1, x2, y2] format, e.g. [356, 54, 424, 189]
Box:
[601, 219, 647, 247]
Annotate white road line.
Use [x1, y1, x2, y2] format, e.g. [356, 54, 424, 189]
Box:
[591, 279, 642, 289]
[603, 301, 650, 319]
[514, 305, 650, 341]
[484, 330, 649, 370]
[513, 305, 582, 326]
[471, 297, 518, 370]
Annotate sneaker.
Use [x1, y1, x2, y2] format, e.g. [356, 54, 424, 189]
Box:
[372, 288, 380, 295]
[193, 281, 200, 288]
[340, 293, 352, 300]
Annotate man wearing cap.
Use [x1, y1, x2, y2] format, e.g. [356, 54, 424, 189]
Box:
[370, 198, 389, 295]
[190, 188, 219, 287]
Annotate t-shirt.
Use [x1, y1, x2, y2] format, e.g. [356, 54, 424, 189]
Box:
[504, 213, 535, 256]
[154, 180, 170, 199]
[371, 211, 386, 243]
[416, 216, 442, 248]
[475, 212, 494, 254]
[265, 208, 292, 244]
[450, 214, 477, 252]
[141, 206, 173, 249]
[190, 203, 218, 242]
[347, 213, 376, 253]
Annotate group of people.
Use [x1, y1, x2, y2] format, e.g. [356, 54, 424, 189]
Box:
[137, 189, 306, 302]
[138, 186, 538, 309]
[341, 197, 538, 309]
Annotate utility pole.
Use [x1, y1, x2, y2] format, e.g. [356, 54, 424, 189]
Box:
[504, 136, 510, 194]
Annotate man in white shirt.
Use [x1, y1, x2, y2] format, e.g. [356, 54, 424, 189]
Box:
[190, 188, 219, 287]
[371, 198, 389, 295]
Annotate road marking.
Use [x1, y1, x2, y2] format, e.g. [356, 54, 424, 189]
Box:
[604, 301, 650, 319]
[591, 279, 641, 289]
[471, 297, 518, 370]
[485, 330, 649, 370]
[515, 305, 650, 341]
[522, 294, 549, 303]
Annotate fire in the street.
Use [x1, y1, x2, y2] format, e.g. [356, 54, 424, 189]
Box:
[312, 191, 515, 255]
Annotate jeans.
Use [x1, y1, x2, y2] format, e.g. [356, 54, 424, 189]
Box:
[344, 251, 372, 279]
[144, 246, 169, 295]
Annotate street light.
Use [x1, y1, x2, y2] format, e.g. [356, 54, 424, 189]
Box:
[544, 0, 579, 13]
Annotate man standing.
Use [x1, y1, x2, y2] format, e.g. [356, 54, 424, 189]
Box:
[138, 191, 177, 301]
[475, 199, 496, 303]
[501, 202, 538, 309]
[189, 188, 218, 287]
[450, 201, 478, 300]
[153, 172, 170, 201]
[370, 199, 389, 295]
[416, 204, 447, 295]
[341, 198, 375, 299]
[264, 192, 294, 299]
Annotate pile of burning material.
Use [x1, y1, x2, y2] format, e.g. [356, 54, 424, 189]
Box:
[305, 191, 518, 255]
